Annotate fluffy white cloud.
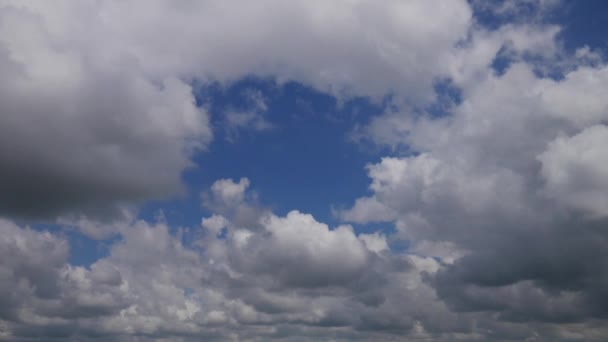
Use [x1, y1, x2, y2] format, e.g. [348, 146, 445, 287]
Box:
[210, 178, 251, 208]
[233, 211, 369, 288]
[539, 124, 608, 217]
[358, 232, 389, 254]
[201, 214, 229, 236]
[0, 189, 447, 341]
[539, 66, 608, 127]
[85, 0, 471, 101]
[0, 2, 212, 219]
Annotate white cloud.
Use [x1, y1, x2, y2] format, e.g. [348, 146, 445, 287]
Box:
[4, 172, 608, 340]
[342, 12, 608, 336]
[202, 214, 229, 235]
[539, 66, 608, 127]
[210, 178, 251, 208]
[539, 124, 608, 217]
[251, 211, 369, 287]
[359, 232, 389, 253]
[224, 90, 274, 142]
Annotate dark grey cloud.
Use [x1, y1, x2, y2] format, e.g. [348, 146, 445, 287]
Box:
[0, 30, 211, 219]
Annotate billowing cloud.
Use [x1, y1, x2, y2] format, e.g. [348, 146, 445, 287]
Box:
[0, 0, 472, 220]
[0, 1, 212, 219]
[539, 124, 608, 217]
[341, 17, 608, 340]
[2, 0, 608, 340]
[0, 183, 450, 341]
[3, 175, 608, 340]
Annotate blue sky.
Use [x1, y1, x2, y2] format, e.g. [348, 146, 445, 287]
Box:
[3, 1, 608, 341]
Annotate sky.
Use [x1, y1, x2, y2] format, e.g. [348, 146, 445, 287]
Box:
[1, 0, 608, 341]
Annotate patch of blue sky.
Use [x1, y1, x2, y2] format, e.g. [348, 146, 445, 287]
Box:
[555, 0, 608, 55]
[426, 78, 462, 119]
[139, 78, 389, 230]
[471, 0, 551, 30]
[475, 1, 608, 80]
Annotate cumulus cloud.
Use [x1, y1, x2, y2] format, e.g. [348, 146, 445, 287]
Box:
[341, 14, 608, 339]
[0, 183, 461, 341]
[0, 1, 212, 219]
[2, 0, 608, 340]
[232, 211, 369, 288]
[539, 124, 608, 217]
[4, 175, 608, 341]
[0, 219, 129, 336]
[0, 0, 475, 220]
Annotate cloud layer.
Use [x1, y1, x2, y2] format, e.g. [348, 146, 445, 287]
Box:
[2, 0, 608, 341]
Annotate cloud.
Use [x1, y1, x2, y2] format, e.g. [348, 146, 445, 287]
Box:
[231, 210, 370, 288]
[4, 176, 608, 340]
[0, 0, 474, 220]
[0, 219, 129, 332]
[224, 90, 274, 142]
[2, 0, 608, 340]
[539, 124, 608, 217]
[470, 0, 562, 20]
[0, 2, 212, 219]
[341, 23, 608, 338]
[0, 188, 445, 341]
[209, 178, 251, 207]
